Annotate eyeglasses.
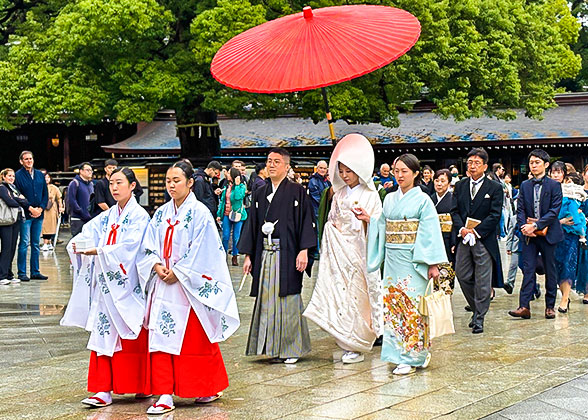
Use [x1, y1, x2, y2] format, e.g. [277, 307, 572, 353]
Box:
[266, 159, 283, 166]
[466, 160, 484, 167]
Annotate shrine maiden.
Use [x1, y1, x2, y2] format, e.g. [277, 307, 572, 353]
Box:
[137, 161, 239, 415]
[304, 134, 383, 363]
[61, 168, 151, 407]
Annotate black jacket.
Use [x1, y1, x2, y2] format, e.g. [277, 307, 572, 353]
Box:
[0, 183, 29, 220]
[238, 178, 316, 297]
[193, 168, 217, 219]
[517, 177, 563, 245]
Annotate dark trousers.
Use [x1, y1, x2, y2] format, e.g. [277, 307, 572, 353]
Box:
[455, 241, 493, 324]
[0, 219, 20, 279]
[520, 236, 558, 309]
[70, 219, 85, 237]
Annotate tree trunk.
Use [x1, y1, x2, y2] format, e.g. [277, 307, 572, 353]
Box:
[177, 110, 220, 165]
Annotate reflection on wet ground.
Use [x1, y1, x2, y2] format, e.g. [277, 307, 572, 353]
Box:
[2, 236, 588, 419]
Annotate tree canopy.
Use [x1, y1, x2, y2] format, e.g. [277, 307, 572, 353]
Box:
[0, 0, 582, 132]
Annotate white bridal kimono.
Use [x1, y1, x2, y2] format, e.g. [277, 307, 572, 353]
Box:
[137, 193, 239, 355]
[304, 133, 384, 352]
[61, 197, 150, 357]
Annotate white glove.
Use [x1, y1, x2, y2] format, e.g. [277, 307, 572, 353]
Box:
[462, 232, 476, 247]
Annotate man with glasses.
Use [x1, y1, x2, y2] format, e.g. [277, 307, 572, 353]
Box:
[451, 148, 504, 334]
[239, 148, 316, 364]
[67, 162, 94, 236]
[14, 151, 48, 281]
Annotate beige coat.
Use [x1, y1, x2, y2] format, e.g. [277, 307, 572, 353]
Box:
[42, 184, 62, 235]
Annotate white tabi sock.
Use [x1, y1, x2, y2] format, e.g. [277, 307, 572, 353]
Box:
[93, 391, 112, 404]
[156, 394, 174, 407]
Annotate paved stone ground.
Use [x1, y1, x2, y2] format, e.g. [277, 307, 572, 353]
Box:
[482, 374, 588, 420]
[1, 235, 587, 419]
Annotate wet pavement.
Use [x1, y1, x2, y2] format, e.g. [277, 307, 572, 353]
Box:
[2, 235, 588, 419]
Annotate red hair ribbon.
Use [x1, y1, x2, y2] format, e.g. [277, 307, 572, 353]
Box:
[107, 224, 120, 245]
[163, 219, 180, 269]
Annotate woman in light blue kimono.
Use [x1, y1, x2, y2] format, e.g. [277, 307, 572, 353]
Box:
[356, 154, 447, 375]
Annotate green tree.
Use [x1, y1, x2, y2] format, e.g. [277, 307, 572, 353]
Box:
[0, 0, 581, 154]
[560, 0, 587, 91]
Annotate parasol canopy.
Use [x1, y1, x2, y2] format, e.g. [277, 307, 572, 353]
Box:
[211, 5, 421, 94]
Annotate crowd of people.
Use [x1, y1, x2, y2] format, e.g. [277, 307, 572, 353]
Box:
[2, 140, 588, 415]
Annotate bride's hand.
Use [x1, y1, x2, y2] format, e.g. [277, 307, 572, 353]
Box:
[353, 207, 370, 223]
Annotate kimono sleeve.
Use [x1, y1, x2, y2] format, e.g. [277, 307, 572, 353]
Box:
[61, 215, 103, 329]
[298, 186, 317, 251]
[367, 211, 386, 273]
[171, 210, 240, 342]
[97, 209, 151, 294]
[364, 190, 383, 225]
[137, 210, 164, 291]
[413, 196, 448, 278]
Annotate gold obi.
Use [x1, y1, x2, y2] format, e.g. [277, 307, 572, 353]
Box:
[438, 213, 453, 233]
[386, 219, 419, 244]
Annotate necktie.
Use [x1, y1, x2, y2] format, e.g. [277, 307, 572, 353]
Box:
[471, 179, 481, 200]
[533, 183, 541, 219]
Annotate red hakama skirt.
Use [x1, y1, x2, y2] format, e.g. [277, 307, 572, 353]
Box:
[150, 310, 229, 398]
[87, 327, 150, 394]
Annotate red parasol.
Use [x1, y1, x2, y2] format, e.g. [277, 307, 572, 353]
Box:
[211, 5, 421, 141]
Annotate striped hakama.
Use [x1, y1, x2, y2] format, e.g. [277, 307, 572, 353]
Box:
[246, 239, 311, 359]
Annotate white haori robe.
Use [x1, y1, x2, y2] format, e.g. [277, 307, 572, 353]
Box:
[137, 193, 240, 355]
[61, 196, 150, 357]
[305, 184, 383, 352]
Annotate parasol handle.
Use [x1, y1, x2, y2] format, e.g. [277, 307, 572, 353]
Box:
[321, 87, 336, 144]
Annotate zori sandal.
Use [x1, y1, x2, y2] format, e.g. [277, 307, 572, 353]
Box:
[194, 392, 223, 404]
[146, 403, 175, 414]
[81, 396, 111, 407]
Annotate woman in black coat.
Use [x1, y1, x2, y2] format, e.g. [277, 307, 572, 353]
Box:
[429, 169, 455, 264]
[0, 168, 31, 284]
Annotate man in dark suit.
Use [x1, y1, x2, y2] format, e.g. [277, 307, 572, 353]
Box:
[508, 149, 563, 320]
[451, 148, 504, 334]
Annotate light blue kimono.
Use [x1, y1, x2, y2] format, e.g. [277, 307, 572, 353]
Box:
[367, 187, 447, 366]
